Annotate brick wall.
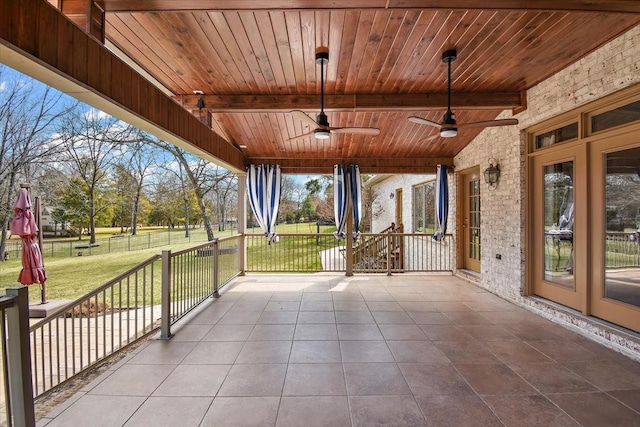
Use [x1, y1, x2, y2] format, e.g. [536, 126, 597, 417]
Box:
[454, 25, 640, 358]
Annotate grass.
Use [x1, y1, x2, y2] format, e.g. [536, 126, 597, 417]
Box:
[0, 222, 335, 303]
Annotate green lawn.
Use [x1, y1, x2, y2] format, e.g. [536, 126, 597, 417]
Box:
[0, 222, 334, 303]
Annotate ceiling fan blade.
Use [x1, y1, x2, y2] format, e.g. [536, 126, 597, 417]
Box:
[420, 133, 440, 143]
[458, 118, 519, 130]
[408, 116, 443, 128]
[330, 127, 381, 136]
[286, 130, 316, 141]
[290, 110, 318, 127]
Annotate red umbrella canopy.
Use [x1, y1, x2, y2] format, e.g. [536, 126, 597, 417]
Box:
[10, 188, 47, 285]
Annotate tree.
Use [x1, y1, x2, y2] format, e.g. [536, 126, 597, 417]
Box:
[0, 66, 75, 259]
[56, 107, 136, 244]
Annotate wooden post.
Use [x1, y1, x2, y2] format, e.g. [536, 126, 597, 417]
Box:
[346, 204, 354, 276]
[236, 172, 247, 276]
[6, 286, 36, 427]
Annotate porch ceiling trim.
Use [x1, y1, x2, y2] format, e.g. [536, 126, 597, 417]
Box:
[247, 157, 454, 174]
[96, 0, 640, 14]
[0, 0, 246, 173]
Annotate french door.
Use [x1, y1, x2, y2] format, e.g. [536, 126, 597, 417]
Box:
[461, 170, 481, 272]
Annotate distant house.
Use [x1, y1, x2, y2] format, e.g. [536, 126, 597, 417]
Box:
[365, 173, 444, 235]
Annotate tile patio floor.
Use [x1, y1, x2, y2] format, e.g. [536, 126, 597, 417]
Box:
[38, 274, 640, 426]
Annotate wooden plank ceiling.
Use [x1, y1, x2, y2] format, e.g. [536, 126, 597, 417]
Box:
[79, 1, 640, 173]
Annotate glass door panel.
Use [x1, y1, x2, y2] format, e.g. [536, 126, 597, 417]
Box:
[604, 147, 640, 308]
[531, 145, 585, 312]
[543, 161, 575, 289]
[462, 172, 481, 272]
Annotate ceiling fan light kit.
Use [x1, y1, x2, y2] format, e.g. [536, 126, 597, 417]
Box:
[408, 48, 519, 140]
[288, 47, 381, 142]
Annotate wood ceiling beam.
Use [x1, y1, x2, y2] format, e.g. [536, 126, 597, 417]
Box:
[246, 157, 455, 174]
[178, 92, 523, 112]
[97, 0, 640, 14]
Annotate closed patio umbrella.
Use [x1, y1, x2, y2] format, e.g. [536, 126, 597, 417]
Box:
[10, 188, 47, 289]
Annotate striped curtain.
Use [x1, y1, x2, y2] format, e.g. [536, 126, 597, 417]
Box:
[333, 165, 362, 241]
[433, 164, 448, 242]
[247, 164, 282, 244]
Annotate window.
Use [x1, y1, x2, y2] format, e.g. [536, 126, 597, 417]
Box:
[591, 99, 640, 133]
[412, 181, 435, 233]
[535, 122, 578, 149]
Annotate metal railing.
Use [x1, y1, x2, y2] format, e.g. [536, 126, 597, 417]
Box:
[606, 231, 640, 268]
[245, 232, 454, 274]
[29, 255, 163, 398]
[5, 229, 210, 259]
[160, 236, 241, 339]
[1, 229, 452, 422]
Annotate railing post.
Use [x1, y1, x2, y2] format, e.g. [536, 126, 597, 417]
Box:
[160, 250, 172, 339]
[386, 232, 392, 276]
[213, 240, 220, 298]
[6, 286, 35, 427]
[236, 172, 247, 276]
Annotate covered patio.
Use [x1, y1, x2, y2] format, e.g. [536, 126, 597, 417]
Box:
[38, 274, 640, 426]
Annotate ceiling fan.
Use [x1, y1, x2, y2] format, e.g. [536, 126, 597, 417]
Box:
[288, 47, 380, 141]
[408, 49, 518, 139]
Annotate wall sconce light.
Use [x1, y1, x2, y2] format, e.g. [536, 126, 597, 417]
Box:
[483, 159, 500, 189]
[389, 192, 394, 199]
[197, 97, 205, 110]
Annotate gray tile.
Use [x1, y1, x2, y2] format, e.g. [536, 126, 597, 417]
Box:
[153, 364, 230, 396]
[563, 360, 640, 391]
[379, 324, 428, 340]
[294, 323, 338, 340]
[202, 324, 254, 341]
[124, 396, 212, 426]
[408, 312, 452, 325]
[510, 362, 597, 393]
[236, 340, 292, 363]
[129, 340, 197, 364]
[297, 311, 336, 324]
[290, 340, 342, 363]
[387, 341, 450, 363]
[248, 324, 296, 341]
[372, 311, 415, 324]
[300, 300, 334, 311]
[276, 396, 351, 427]
[265, 301, 300, 311]
[399, 363, 475, 396]
[170, 324, 213, 341]
[484, 395, 580, 426]
[89, 364, 174, 396]
[366, 301, 404, 311]
[335, 311, 375, 324]
[182, 341, 244, 364]
[218, 364, 287, 396]
[344, 362, 411, 395]
[455, 363, 538, 395]
[258, 311, 299, 324]
[283, 363, 346, 395]
[398, 301, 437, 312]
[202, 397, 280, 427]
[416, 395, 502, 427]
[45, 395, 145, 427]
[337, 324, 383, 340]
[334, 301, 369, 311]
[549, 392, 640, 427]
[349, 395, 426, 427]
[218, 310, 262, 325]
[341, 340, 395, 363]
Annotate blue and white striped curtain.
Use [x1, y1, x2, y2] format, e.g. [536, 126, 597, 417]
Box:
[433, 164, 449, 242]
[333, 164, 362, 241]
[247, 164, 282, 244]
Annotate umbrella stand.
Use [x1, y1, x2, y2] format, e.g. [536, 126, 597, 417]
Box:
[34, 196, 47, 304]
